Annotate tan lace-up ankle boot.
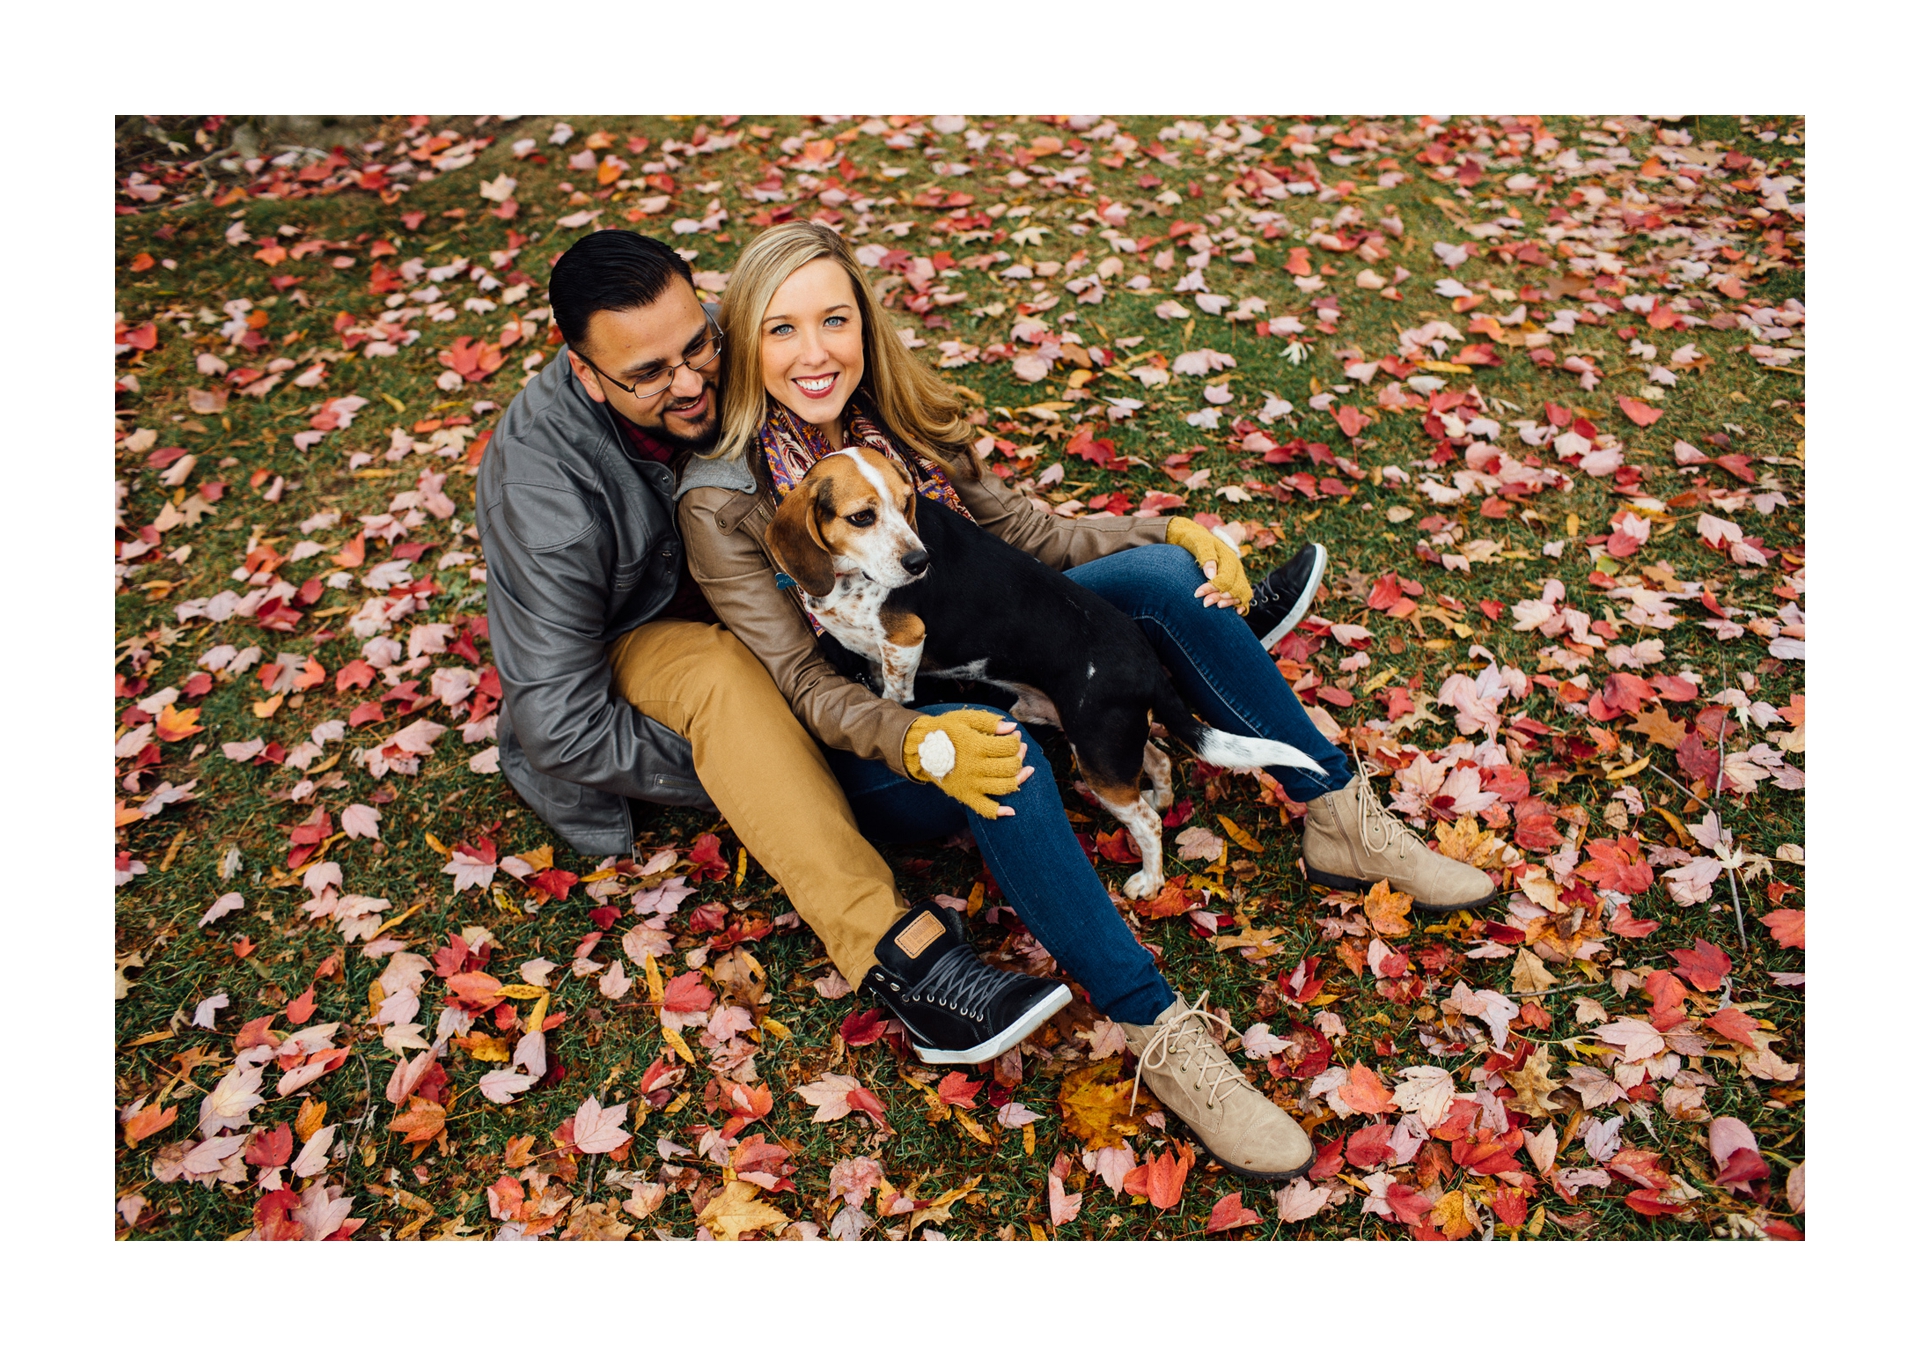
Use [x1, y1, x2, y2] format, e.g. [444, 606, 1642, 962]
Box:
[1118, 992, 1313, 1181]
[1303, 767, 1497, 911]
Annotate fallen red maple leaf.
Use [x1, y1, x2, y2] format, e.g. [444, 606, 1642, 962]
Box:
[936, 1071, 983, 1108]
[686, 831, 731, 882]
[1205, 1190, 1263, 1233]
[840, 1009, 886, 1047]
[1669, 937, 1732, 992]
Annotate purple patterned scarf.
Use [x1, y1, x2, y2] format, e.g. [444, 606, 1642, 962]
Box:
[757, 399, 974, 523]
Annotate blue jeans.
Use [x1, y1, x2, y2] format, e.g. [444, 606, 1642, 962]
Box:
[826, 544, 1352, 1026]
[1066, 544, 1351, 803]
[829, 702, 1175, 1026]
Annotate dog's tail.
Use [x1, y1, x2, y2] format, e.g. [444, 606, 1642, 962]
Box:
[1152, 678, 1323, 774]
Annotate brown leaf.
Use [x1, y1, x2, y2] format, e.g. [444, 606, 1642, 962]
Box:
[1627, 703, 1688, 751]
[1504, 1049, 1564, 1118]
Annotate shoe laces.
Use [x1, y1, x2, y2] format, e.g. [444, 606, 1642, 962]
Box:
[1130, 991, 1253, 1113]
[906, 945, 1007, 1024]
[1353, 761, 1420, 861]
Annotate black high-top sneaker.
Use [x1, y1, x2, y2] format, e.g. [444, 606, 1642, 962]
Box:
[861, 903, 1072, 1064]
[1245, 542, 1328, 651]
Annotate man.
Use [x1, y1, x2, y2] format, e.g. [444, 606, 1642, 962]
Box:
[474, 230, 1329, 1071]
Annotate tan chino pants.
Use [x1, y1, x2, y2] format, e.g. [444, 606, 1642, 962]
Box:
[607, 618, 906, 985]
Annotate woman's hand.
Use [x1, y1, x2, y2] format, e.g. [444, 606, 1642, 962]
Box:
[903, 709, 1035, 818]
[1166, 517, 1252, 614]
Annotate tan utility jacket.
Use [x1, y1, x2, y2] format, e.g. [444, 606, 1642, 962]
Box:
[677, 455, 1166, 776]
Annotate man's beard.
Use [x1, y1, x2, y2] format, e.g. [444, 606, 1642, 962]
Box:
[648, 392, 720, 453]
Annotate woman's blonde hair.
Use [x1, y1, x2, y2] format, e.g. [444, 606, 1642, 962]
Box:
[711, 220, 975, 475]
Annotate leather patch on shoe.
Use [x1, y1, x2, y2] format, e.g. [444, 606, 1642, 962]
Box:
[894, 910, 945, 960]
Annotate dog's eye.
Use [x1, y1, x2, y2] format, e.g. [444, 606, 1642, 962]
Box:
[846, 510, 876, 528]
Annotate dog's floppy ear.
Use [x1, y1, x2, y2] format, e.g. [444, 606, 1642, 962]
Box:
[768, 481, 838, 598]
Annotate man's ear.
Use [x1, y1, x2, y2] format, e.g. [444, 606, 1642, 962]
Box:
[768, 484, 838, 597]
[566, 349, 609, 404]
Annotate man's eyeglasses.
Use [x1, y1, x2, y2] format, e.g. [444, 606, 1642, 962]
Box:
[581, 322, 724, 400]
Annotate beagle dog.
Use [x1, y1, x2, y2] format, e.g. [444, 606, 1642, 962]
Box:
[768, 447, 1322, 900]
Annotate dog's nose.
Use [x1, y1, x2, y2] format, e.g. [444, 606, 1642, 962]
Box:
[901, 549, 930, 576]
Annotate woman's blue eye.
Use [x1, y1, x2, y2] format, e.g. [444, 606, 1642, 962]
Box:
[769, 322, 793, 337]
[824, 315, 846, 327]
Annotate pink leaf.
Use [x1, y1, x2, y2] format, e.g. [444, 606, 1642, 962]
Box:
[571, 1096, 633, 1154]
[340, 803, 382, 841]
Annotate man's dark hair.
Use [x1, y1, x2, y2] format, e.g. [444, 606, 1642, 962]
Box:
[548, 230, 695, 355]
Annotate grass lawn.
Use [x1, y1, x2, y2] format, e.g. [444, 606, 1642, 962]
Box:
[112, 112, 1805, 1241]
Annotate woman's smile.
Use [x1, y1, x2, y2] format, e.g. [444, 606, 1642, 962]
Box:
[792, 372, 839, 400]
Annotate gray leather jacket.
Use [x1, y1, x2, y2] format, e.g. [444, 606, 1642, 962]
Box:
[474, 345, 716, 856]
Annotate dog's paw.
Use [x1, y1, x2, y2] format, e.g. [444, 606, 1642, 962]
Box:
[1148, 787, 1173, 811]
[1122, 869, 1165, 901]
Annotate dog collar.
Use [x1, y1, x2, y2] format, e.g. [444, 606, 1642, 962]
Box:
[774, 572, 797, 591]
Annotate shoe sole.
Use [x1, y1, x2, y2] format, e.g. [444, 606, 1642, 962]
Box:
[1169, 1122, 1314, 1183]
[907, 982, 1073, 1065]
[1256, 543, 1328, 651]
[1305, 865, 1495, 913]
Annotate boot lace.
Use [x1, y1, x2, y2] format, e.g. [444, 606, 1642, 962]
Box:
[1354, 761, 1421, 861]
[907, 946, 1008, 1024]
[1130, 991, 1253, 1113]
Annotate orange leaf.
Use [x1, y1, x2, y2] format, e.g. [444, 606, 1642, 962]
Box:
[154, 704, 204, 743]
[1142, 1141, 1195, 1210]
[1134, 874, 1196, 920]
[1617, 396, 1664, 428]
[1362, 879, 1412, 938]
[1341, 1063, 1397, 1115]
[1761, 908, 1805, 950]
[123, 1103, 177, 1147]
[285, 986, 317, 1025]
[390, 1095, 446, 1146]
[445, 971, 504, 1007]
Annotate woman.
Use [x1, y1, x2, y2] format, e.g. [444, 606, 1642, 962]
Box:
[676, 222, 1494, 1182]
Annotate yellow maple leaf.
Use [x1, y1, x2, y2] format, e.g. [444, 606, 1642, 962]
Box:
[696, 1179, 790, 1240]
[1433, 815, 1505, 869]
[1057, 1057, 1155, 1148]
[1429, 1189, 1478, 1239]
[463, 1033, 512, 1062]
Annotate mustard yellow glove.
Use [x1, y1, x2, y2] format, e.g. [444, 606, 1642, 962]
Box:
[903, 709, 1029, 818]
[1166, 516, 1251, 613]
